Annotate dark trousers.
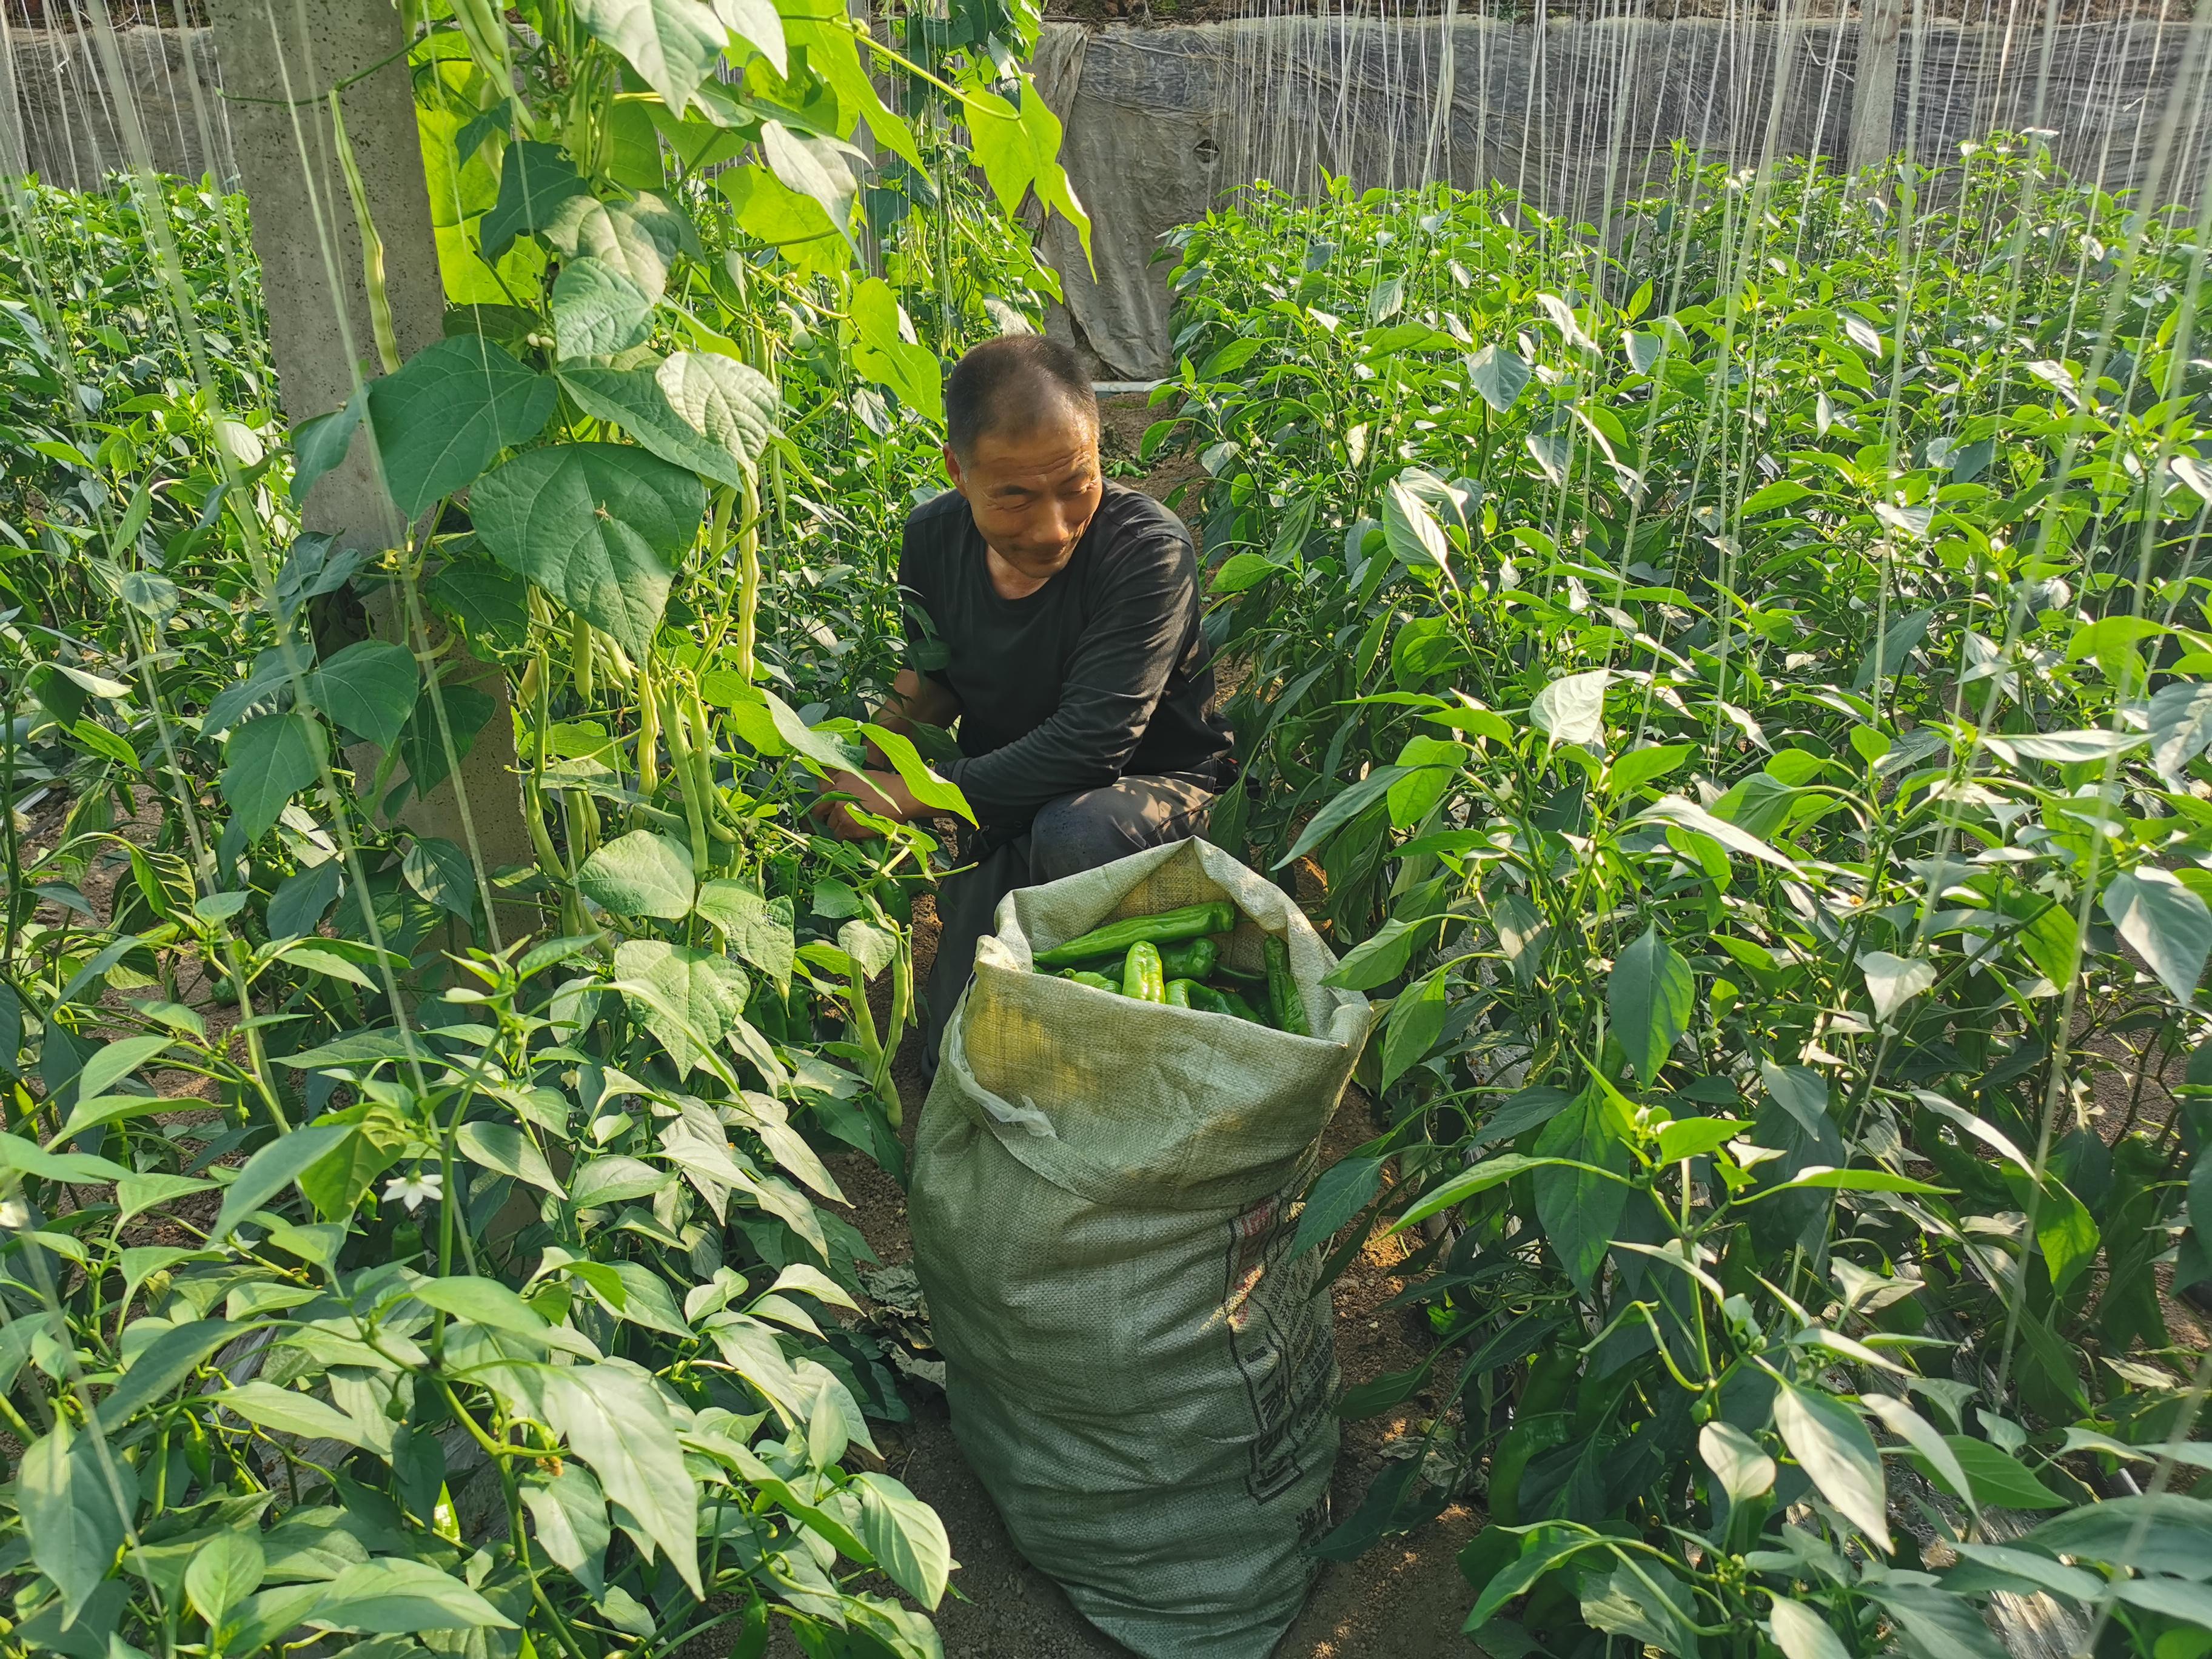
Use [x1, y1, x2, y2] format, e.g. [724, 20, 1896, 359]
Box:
[921, 772, 1217, 1081]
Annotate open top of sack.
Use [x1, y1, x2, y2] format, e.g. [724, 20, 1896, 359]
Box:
[939, 838, 1373, 1208]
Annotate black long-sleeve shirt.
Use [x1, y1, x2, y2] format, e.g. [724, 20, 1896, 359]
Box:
[897, 483, 1234, 828]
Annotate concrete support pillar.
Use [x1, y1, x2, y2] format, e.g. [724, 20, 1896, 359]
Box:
[204, 0, 535, 947]
[1847, 0, 1904, 173]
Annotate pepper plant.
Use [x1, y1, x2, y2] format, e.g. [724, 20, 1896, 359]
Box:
[1161, 139, 2212, 1655]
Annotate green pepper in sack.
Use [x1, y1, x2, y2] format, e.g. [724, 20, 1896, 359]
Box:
[1032, 900, 1236, 969]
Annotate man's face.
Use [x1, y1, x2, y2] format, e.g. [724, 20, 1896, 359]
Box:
[944, 407, 1103, 583]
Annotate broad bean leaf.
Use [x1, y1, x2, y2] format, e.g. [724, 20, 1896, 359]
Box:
[551, 257, 654, 358]
[613, 939, 748, 1074]
[365, 335, 557, 521]
[578, 830, 696, 920]
[570, 0, 727, 116]
[471, 442, 706, 659]
[308, 640, 417, 748]
[560, 364, 752, 491]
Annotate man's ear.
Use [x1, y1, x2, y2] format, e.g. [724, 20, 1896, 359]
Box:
[942, 443, 964, 492]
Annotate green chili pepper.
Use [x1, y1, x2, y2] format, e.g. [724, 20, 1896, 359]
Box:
[1184, 982, 1233, 1016]
[1034, 901, 1237, 969]
[1210, 986, 1267, 1024]
[1061, 936, 1222, 982]
[1265, 936, 1309, 1036]
[1061, 970, 1119, 993]
[1164, 978, 1195, 1007]
[1122, 940, 1167, 1002]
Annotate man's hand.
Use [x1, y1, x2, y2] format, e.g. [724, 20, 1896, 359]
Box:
[809, 768, 922, 840]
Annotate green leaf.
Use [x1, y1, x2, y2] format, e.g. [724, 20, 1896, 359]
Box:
[1212, 552, 1281, 594]
[1580, 1560, 1700, 1658]
[95, 1318, 236, 1427]
[1743, 479, 1814, 515]
[402, 834, 478, 923]
[20, 1419, 135, 1623]
[655, 350, 778, 472]
[1467, 342, 1529, 413]
[2019, 1495, 2212, 1577]
[471, 441, 706, 659]
[1655, 1114, 1741, 1162]
[1380, 968, 1448, 1091]
[1533, 1084, 1629, 1295]
[1290, 1155, 1383, 1256]
[762, 120, 857, 247]
[854, 1472, 951, 1608]
[695, 881, 795, 991]
[184, 1529, 265, 1629]
[1382, 477, 1451, 571]
[1772, 1381, 1888, 1549]
[521, 1465, 609, 1595]
[1633, 794, 1801, 873]
[1858, 950, 1936, 1022]
[2103, 867, 2212, 1004]
[457, 1120, 563, 1194]
[1860, 1587, 2007, 1659]
[307, 640, 418, 748]
[1387, 735, 1464, 828]
[1531, 668, 1610, 748]
[2148, 679, 2212, 783]
[551, 258, 654, 359]
[214, 1379, 368, 1446]
[1274, 765, 1410, 870]
[1698, 1421, 1775, 1502]
[571, 0, 728, 116]
[221, 712, 326, 842]
[717, 167, 850, 276]
[425, 558, 530, 646]
[1767, 1600, 1852, 1659]
[862, 723, 973, 822]
[543, 1364, 702, 1595]
[1753, 1165, 1951, 1196]
[478, 141, 590, 260]
[365, 335, 557, 521]
[1607, 743, 1693, 797]
[1324, 914, 1437, 990]
[212, 1123, 357, 1241]
[543, 190, 692, 302]
[577, 830, 696, 920]
[850, 277, 942, 421]
[72, 1033, 173, 1104]
[2111, 1578, 2212, 1629]
[961, 84, 1085, 256]
[312, 1558, 518, 1634]
[559, 364, 751, 491]
[1609, 923, 1691, 1084]
[290, 390, 365, 504]
[413, 1275, 549, 1335]
[1915, 1435, 2068, 1512]
[712, 0, 785, 67]
[612, 939, 747, 1074]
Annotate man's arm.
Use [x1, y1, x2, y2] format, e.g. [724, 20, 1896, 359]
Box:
[868, 668, 961, 751]
[811, 671, 964, 840]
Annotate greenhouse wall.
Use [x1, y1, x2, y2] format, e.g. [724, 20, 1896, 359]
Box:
[1028, 16, 2212, 375]
[4, 17, 2204, 379]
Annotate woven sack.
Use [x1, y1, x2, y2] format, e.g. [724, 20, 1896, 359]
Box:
[909, 837, 1373, 1658]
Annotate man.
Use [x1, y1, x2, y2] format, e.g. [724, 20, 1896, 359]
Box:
[811, 335, 1235, 1074]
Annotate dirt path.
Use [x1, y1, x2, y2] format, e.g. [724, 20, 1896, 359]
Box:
[802, 900, 1482, 1658]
